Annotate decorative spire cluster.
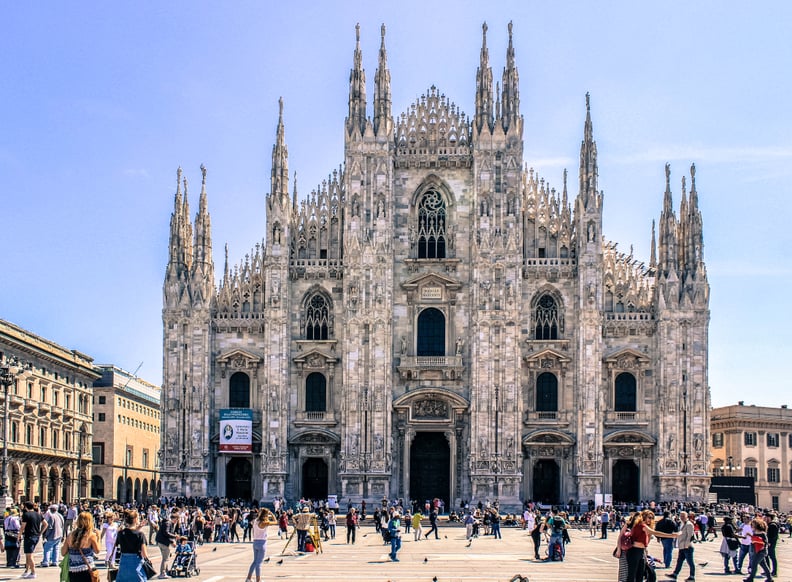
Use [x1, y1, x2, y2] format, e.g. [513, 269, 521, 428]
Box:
[578, 93, 599, 209]
[473, 21, 522, 137]
[373, 23, 392, 136]
[270, 97, 289, 205]
[346, 23, 367, 137]
[164, 165, 214, 308]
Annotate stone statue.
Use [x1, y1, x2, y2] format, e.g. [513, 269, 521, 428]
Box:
[400, 336, 407, 355]
[455, 337, 464, 355]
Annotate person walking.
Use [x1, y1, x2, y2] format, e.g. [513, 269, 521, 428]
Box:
[530, 517, 544, 560]
[766, 513, 779, 578]
[743, 518, 773, 582]
[146, 507, 159, 546]
[387, 512, 402, 562]
[4, 508, 21, 568]
[600, 509, 610, 539]
[655, 511, 678, 569]
[345, 508, 358, 544]
[20, 501, 47, 579]
[100, 512, 120, 568]
[60, 512, 99, 582]
[736, 514, 753, 575]
[114, 510, 149, 582]
[490, 509, 502, 540]
[154, 512, 179, 579]
[327, 511, 336, 540]
[41, 504, 65, 568]
[665, 510, 694, 581]
[719, 516, 740, 574]
[411, 510, 423, 541]
[426, 508, 439, 540]
[245, 508, 276, 582]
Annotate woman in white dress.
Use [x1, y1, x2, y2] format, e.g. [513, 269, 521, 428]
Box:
[100, 512, 120, 567]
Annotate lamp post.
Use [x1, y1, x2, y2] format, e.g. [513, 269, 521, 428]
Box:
[0, 356, 29, 511]
[76, 423, 86, 505]
[726, 455, 741, 474]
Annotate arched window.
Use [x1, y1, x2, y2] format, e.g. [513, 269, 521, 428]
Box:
[417, 190, 447, 259]
[614, 372, 637, 412]
[534, 295, 560, 340]
[536, 372, 558, 412]
[229, 372, 250, 408]
[417, 308, 445, 356]
[305, 294, 330, 340]
[305, 373, 327, 412]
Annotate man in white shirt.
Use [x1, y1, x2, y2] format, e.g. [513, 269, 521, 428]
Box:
[41, 506, 64, 567]
[736, 515, 753, 575]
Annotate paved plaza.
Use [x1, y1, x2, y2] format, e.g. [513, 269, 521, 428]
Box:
[9, 523, 792, 582]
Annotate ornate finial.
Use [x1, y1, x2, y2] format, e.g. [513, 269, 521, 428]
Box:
[355, 22, 360, 42]
[690, 163, 696, 190]
[183, 176, 188, 196]
[278, 96, 283, 119]
[381, 23, 386, 40]
[665, 162, 671, 186]
[681, 175, 686, 193]
[176, 166, 183, 191]
[200, 163, 207, 185]
[508, 20, 513, 38]
[482, 21, 488, 41]
[585, 92, 590, 112]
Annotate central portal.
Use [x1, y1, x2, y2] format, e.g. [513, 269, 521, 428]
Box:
[612, 459, 640, 504]
[302, 458, 329, 500]
[410, 432, 450, 507]
[226, 457, 252, 500]
[532, 459, 560, 505]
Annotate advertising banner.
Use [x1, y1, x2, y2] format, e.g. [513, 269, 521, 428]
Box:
[219, 409, 253, 453]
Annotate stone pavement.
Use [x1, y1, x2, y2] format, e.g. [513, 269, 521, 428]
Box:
[7, 525, 792, 582]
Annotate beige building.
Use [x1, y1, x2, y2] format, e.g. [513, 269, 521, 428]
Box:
[161, 23, 710, 506]
[0, 319, 98, 506]
[711, 403, 792, 511]
[92, 366, 161, 503]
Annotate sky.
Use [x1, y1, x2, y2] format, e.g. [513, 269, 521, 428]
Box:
[2, 1, 791, 408]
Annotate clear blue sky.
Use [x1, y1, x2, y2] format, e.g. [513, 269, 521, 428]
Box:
[2, 2, 790, 407]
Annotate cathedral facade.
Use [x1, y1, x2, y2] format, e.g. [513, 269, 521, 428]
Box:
[160, 23, 711, 507]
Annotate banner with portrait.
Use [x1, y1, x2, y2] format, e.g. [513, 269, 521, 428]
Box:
[219, 408, 253, 453]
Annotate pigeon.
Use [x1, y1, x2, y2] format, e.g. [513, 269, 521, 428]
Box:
[424, 557, 428, 563]
[276, 559, 284, 565]
[698, 561, 708, 568]
[432, 578, 438, 582]
[212, 547, 217, 552]
[363, 534, 368, 538]
[264, 557, 270, 563]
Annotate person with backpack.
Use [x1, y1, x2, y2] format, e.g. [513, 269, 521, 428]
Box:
[387, 512, 402, 562]
[546, 509, 566, 561]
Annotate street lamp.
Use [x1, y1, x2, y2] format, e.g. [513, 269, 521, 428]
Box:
[0, 355, 30, 510]
[76, 423, 87, 504]
[726, 455, 741, 474]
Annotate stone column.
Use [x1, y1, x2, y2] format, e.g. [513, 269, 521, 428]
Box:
[444, 430, 456, 508]
[403, 428, 414, 500]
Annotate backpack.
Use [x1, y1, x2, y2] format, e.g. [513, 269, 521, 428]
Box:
[619, 529, 633, 551]
[552, 517, 565, 534]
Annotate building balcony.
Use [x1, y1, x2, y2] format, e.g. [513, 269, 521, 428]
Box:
[293, 410, 337, 427]
[604, 411, 649, 427]
[38, 402, 51, 415]
[524, 410, 571, 426]
[397, 355, 464, 381]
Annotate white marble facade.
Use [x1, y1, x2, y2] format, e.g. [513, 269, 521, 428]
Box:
[160, 23, 710, 507]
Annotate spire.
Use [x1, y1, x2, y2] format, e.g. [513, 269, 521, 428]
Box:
[475, 22, 494, 134]
[192, 164, 213, 277]
[686, 163, 704, 271]
[292, 171, 298, 212]
[223, 243, 229, 285]
[373, 23, 392, 137]
[271, 97, 289, 202]
[346, 23, 367, 137]
[578, 93, 598, 208]
[650, 219, 657, 268]
[658, 163, 678, 274]
[501, 21, 520, 133]
[167, 167, 185, 269]
[181, 176, 193, 270]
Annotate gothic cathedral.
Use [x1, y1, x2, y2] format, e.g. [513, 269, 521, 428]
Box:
[161, 23, 710, 507]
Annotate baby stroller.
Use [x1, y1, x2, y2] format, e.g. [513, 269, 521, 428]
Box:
[168, 542, 200, 578]
[381, 527, 392, 545]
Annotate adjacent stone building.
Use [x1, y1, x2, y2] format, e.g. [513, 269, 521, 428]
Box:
[91, 366, 161, 502]
[711, 403, 792, 511]
[0, 319, 98, 505]
[160, 23, 711, 507]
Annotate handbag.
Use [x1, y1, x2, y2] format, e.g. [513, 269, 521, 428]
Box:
[59, 555, 69, 582]
[142, 557, 157, 579]
[726, 537, 740, 551]
[78, 547, 100, 582]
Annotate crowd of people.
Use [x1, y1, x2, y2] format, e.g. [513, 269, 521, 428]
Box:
[0, 496, 787, 582]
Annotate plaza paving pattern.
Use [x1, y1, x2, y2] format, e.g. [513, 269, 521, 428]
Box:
[14, 524, 792, 582]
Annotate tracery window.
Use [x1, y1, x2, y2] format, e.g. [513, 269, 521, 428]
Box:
[614, 373, 637, 412]
[534, 295, 560, 340]
[417, 190, 447, 259]
[536, 372, 558, 412]
[417, 308, 445, 356]
[305, 294, 330, 340]
[305, 373, 327, 413]
[229, 372, 250, 408]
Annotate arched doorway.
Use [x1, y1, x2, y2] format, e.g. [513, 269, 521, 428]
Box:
[226, 457, 252, 500]
[410, 432, 450, 507]
[532, 459, 560, 505]
[302, 458, 328, 500]
[92, 476, 105, 499]
[612, 459, 639, 503]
